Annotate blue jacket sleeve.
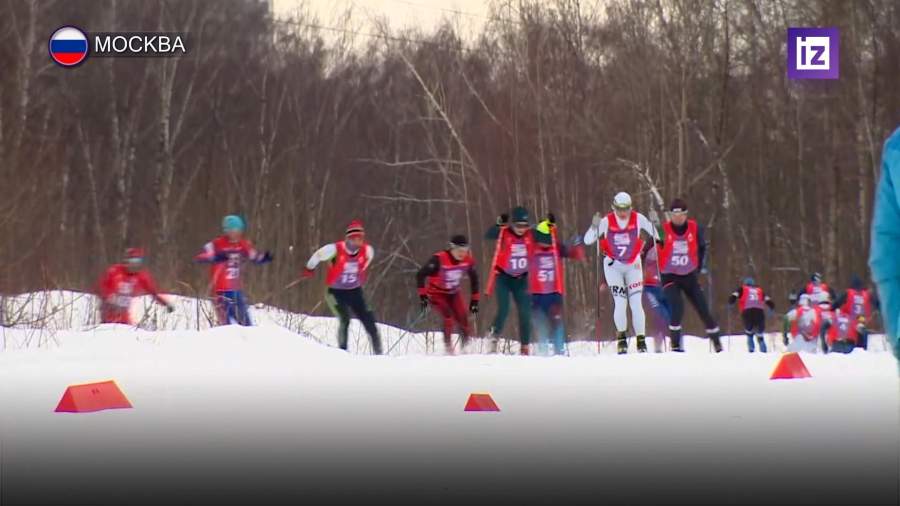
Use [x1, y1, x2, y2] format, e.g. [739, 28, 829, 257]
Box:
[869, 126, 900, 357]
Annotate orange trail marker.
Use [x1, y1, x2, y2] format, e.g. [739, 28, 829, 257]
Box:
[55, 380, 133, 413]
[465, 393, 500, 412]
[770, 352, 812, 380]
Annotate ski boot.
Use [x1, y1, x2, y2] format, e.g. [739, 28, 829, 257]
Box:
[756, 336, 768, 353]
[670, 330, 684, 352]
[487, 328, 500, 354]
[459, 336, 472, 355]
[636, 334, 647, 353]
[520, 343, 531, 356]
[746, 334, 755, 353]
[616, 332, 628, 355]
[710, 332, 723, 353]
[444, 337, 456, 356]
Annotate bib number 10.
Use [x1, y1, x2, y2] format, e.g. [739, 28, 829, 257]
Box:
[509, 257, 528, 270]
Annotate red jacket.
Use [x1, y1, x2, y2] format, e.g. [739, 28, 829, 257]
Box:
[97, 264, 166, 324]
[660, 220, 699, 275]
[423, 250, 478, 297]
[194, 236, 261, 292]
[493, 229, 534, 277]
[326, 240, 370, 289]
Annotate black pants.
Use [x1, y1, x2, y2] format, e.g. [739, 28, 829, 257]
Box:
[741, 308, 766, 334]
[662, 272, 719, 335]
[325, 287, 383, 354]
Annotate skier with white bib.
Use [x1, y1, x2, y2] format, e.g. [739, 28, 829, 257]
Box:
[584, 192, 659, 354]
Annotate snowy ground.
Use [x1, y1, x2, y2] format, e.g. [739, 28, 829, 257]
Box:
[0, 292, 898, 505]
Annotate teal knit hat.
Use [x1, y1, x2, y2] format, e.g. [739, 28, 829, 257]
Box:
[222, 214, 245, 232]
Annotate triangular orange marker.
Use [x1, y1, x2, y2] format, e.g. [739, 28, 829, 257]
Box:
[464, 393, 499, 412]
[55, 380, 133, 413]
[770, 352, 812, 380]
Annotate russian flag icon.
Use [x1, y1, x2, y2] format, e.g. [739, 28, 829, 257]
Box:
[49, 26, 88, 67]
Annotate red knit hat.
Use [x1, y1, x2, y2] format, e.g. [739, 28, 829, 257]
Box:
[125, 247, 145, 259]
[345, 220, 365, 238]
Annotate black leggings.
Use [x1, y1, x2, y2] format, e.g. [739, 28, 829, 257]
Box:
[741, 308, 766, 335]
[326, 287, 383, 354]
[662, 272, 719, 334]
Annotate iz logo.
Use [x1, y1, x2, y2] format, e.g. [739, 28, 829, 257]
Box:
[787, 28, 839, 80]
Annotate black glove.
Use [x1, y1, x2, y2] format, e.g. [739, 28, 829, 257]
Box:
[257, 251, 273, 264]
[497, 214, 509, 225]
[166, 303, 175, 313]
[469, 299, 479, 314]
[420, 294, 429, 310]
[782, 334, 789, 346]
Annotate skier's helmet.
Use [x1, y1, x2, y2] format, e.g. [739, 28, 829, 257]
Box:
[811, 272, 822, 283]
[534, 220, 553, 245]
[612, 192, 632, 211]
[222, 215, 245, 233]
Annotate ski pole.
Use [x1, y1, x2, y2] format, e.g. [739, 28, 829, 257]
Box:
[388, 308, 430, 354]
[255, 277, 306, 309]
[484, 225, 506, 297]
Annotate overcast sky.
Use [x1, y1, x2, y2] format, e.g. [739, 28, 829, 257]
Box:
[272, 0, 491, 41]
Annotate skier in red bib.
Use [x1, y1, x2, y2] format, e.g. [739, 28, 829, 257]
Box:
[304, 220, 382, 354]
[530, 215, 585, 356]
[826, 309, 866, 354]
[583, 192, 659, 354]
[790, 272, 836, 308]
[728, 277, 775, 353]
[97, 248, 174, 324]
[784, 294, 829, 353]
[831, 274, 878, 349]
[659, 198, 723, 353]
[415, 235, 480, 355]
[194, 215, 273, 326]
[484, 206, 536, 355]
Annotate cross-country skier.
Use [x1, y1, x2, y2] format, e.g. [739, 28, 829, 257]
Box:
[194, 215, 273, 326]
[484, 206, 536, 355]
[303, 220, 383, 354]
[727, 277, 775, 353]
[826, 308, 866, 354]
[643, 241, 670, 353]
[831, 274, 878, 349]
[530, 215, 585, 356]
[97, 247, 174, 324]
[869, 126, 900, 368]
[658, 198, 723, 352]
[783, 294, 829, 353]
[415, 234, 480, 355]
[583, 192, 659, 354]
[789, 272, 836, 308]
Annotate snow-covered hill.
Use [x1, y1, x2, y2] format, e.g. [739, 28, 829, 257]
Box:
[0, 292, 897, 505]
